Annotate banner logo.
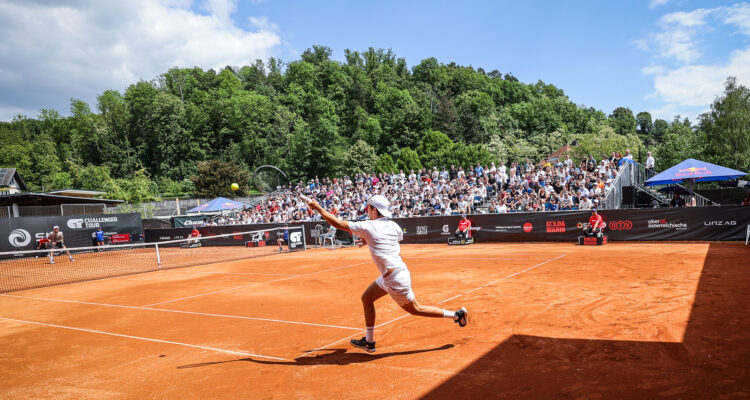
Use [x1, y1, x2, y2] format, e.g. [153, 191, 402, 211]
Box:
[9, 229, 31, 247]
[608, 220, 633, 230]
[545, 221, 565, 233]
[648, 218, 687, 230]
[67, 219, 84, 229]
[523, 222, 533, 233]
[704, 220, 736, 226]
[416, 226, 428, 235]
[441, 224, 451, 235]
[290, 232, 302, 243]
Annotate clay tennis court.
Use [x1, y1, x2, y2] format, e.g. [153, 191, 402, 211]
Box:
[1, 242, 748, 399]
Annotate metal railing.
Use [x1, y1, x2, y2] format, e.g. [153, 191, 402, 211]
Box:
[631, 162, 715, 207]
[603, 162, 632, 210]
[111, 196, 265, 217]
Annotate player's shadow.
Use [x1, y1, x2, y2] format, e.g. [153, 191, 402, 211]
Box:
[420, 243, 750, 399]
[177, 344, 454, 369]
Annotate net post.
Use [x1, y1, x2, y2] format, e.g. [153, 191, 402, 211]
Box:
[302, 225, 307, 249]
[155, 243, 162, 269]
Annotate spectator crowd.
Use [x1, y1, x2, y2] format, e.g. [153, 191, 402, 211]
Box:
[201, 149, 640, 225]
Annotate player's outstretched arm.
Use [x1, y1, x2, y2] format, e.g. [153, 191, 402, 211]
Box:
[306, 199, 351, 233]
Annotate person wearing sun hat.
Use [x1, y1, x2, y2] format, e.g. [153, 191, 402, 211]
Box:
[303, 194, 468, 353]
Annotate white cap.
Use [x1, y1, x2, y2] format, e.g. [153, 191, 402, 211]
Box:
[367, 195, 391, 218]
[53, 225, 59, 229]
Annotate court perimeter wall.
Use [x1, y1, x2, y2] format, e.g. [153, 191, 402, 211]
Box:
[1, 213, 143, 253]
[143, 206, 749, 245]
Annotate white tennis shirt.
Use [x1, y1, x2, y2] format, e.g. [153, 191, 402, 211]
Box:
[349, 218, 407, 276]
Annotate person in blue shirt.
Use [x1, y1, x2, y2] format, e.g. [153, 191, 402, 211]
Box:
[277, 224, 289, 252]
[474, 162, 484, 177]
[95, 227, 105, 250]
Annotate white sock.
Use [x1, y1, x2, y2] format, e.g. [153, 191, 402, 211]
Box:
[366, 326, 374, 342]
[443, 310, 456, 319]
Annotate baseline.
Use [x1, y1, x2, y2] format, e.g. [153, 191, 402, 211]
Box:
[0, 316, 287, 361]
[295, 254, 566, 359]
[0, 293, 360, 331]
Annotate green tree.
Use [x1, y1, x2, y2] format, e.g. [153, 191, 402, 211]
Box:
[375, 153, 397, 173]
[397, 147, 422, 171]
[105, 169, 159, 203]
[572, 125, 643, 162]
[417, 129, 453, 167]
[699, 77, 750, 172]
[454, 90, 495, 144]
[635, 111, 653, 142]
[344, 140, 378, 175]
[656, 119, 704, 170]
[652, 118, 669, 144]
[608, 107, 636, 135]
[190, 160, 251, 197]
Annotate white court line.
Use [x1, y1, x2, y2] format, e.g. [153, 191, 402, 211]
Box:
[403, 257, 546, 260]
[162, 270, 300, 277]
[0, 293, 360, 331]
[142, 261, 372, 308]
[295, 254, 566, 359]
[0, 316, 287, 361]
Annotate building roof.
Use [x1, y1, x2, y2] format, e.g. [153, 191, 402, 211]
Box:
[537, 143, 574, 166]
[0, 192, 124, 207]
[48, 189, 107, 198]
[0, 168, 27, 191]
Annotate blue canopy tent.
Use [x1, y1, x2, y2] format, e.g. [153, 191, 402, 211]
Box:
[645, 158, 748, 186]
[187, 197, 245, 213]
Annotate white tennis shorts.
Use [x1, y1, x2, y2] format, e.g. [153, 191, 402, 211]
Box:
[375, 267, 415, 306]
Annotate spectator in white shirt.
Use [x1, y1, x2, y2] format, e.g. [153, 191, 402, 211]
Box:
[580, 197, 593, 210]
[645, 152, 655, 170]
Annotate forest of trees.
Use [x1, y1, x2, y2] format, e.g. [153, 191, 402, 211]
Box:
[1, 46, 747, 202]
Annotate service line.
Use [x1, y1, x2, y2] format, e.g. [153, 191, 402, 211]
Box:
[0, 293, 360, 331]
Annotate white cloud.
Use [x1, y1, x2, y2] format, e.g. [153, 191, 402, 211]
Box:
[0, 0, 281, 121]
[639, 3, 750, 120]
[660, 9, 711, 27]
[249, 16, 278, 31]
[649, 0, 669, 9]
[647, 47, 750, 107]
[638, 8, 714, 63]
[721, 3, 750, 35]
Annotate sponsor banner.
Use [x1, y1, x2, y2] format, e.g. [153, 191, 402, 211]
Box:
[144, 225, 305, 251]
[390, 206, 750, 243]
[143, 206, 750, 247]
[288, 229, 305, 251]
[171, 216, 211, 228]
[1, 213, 143, 254]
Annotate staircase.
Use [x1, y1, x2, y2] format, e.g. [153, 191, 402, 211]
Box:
[629, 162, 715, 207]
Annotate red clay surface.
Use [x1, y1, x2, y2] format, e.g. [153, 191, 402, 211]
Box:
[0, 242, 748, 399]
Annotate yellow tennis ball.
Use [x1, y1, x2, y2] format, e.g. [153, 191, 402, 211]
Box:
[231, 183, 239, 191]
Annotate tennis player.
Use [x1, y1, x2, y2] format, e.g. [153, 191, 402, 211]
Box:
[305, 194, 468, 353]
[47, 225, 74, 264]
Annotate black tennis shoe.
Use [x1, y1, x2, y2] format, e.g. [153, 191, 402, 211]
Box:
[454, 307, 468, 327]
[350, 337, 376, 353]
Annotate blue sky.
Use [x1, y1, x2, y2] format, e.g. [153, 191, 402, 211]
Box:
[1, 0, 749, 122]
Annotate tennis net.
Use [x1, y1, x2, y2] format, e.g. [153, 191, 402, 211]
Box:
[0, 226, 305, 293]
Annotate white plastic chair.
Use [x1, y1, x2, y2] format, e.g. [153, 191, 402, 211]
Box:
[322, 227, 337, 246]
